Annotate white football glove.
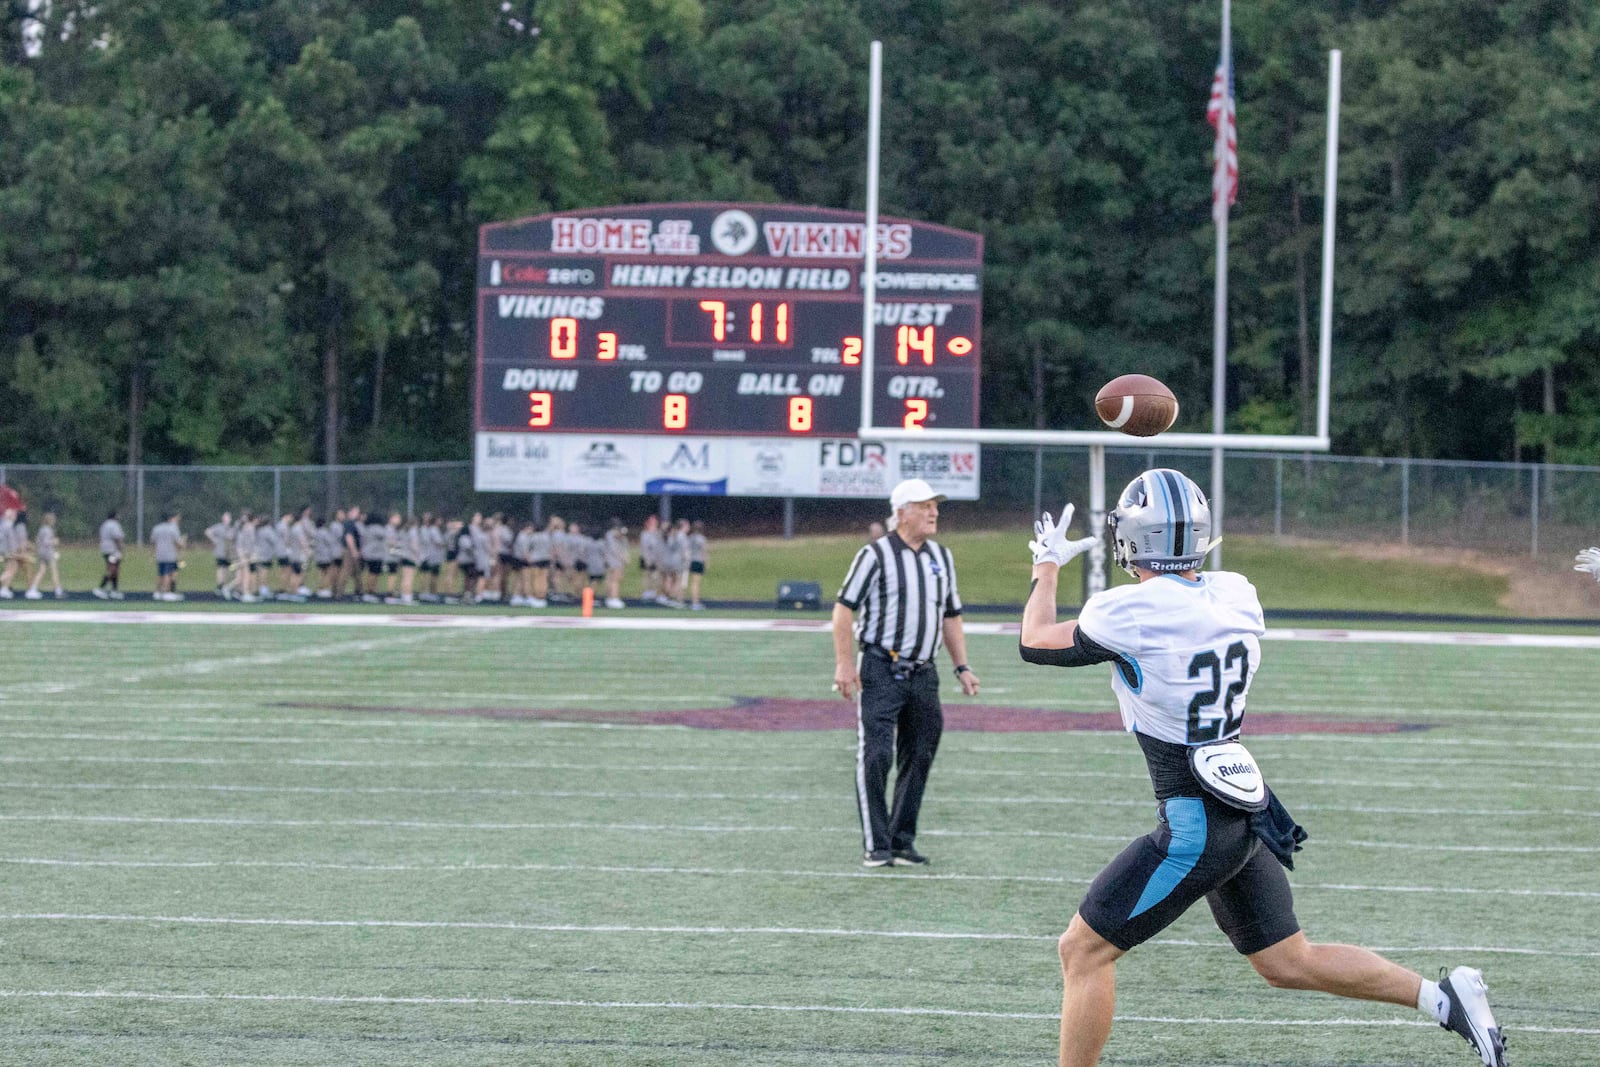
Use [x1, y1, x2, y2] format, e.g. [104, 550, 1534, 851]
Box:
[1029, 503, 1100, 567]
[1575, 547, 1600, 580]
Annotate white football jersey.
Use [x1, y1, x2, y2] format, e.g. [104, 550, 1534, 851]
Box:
[1076, 571, 1266, 746]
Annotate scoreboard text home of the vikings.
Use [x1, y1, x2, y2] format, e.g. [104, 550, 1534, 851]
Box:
[473, 203, 983, 499]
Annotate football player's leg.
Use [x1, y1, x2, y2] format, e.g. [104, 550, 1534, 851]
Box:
[1057, 913, 1123, 1067]
[1222, 851, 1416, 1005]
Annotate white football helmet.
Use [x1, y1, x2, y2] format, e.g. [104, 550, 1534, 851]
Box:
[1108, 468, 1219, 577]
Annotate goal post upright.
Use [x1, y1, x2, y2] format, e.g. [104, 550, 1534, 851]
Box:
[861, 49, 1342, 595]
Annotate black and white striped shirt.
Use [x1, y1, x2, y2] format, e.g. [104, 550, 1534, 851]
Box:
[837, 533, 963, 664]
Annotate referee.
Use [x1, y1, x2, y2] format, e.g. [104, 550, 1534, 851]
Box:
[833, 477, 981, 868]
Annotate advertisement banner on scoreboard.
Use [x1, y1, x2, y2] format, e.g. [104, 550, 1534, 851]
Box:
[727, 439, 818, 497]
[815, 439, 892, 498]
[474, 433, 978, 499]
[476, 432, 564, 491]
[560, 437, 646, 493]
[892, 442, 981, 500]
[643, 437, 730, 495]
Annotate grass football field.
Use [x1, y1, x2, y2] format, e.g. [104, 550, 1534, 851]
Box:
[0, 615, 1596, 1065]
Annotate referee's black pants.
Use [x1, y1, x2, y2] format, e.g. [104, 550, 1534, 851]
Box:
[855, 654, 943, 854]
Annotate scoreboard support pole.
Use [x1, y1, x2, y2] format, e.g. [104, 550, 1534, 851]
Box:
[783, 497, 795, 540]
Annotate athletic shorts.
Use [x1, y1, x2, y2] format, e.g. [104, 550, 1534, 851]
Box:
[460, 563, 478, 580]
[573, 561, 588, 574]
[446, 551, 458, 563]
[689, 561, 705, 575]
[420, 562, 440, 575]
[639, 560, 654, 571]
[1078, 794, 1299, 956]
[383, 561, 398, 575]
[157, 561, 179, 577]
[277, 558, 289, 568]
[215, 557, 229, 568]
[104, 553, 120, 566]
[317, 561, 332, 572]
[531, 560, 550, 570]
[289, 561, 304, 575]
[365, 560, 383, 576]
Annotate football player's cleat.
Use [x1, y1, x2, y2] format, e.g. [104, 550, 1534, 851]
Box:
[1439, 966, 1507, 1066]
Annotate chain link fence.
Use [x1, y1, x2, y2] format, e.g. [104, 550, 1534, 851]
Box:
[2, 449, 1596, 557]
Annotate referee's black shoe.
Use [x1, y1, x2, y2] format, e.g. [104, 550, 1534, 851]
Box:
[862, 850, 893, 868]
[891, 847, 929, 866]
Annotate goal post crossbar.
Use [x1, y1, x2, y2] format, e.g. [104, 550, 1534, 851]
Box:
[860, 428, 1330, 452]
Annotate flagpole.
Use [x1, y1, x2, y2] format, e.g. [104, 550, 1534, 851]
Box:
[1209, 0, 1231, 570]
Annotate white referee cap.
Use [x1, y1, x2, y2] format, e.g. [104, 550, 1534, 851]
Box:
[889, 478, 947, 512]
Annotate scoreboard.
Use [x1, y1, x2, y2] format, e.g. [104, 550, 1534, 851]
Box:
[474, 203, 984, 497]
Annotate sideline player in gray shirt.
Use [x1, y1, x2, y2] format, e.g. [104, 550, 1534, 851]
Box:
[205, 512, 235, 596]
[638, 515, 664, 603]
[150, 511, 186, 601]
[24, 510, 62, 599]
[93, 510, 127, 600]
[0, 508, 20, 599]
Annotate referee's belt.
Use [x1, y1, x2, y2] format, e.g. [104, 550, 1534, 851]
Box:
[860, 645, 934, 673]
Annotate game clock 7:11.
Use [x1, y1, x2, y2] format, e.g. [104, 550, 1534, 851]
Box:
[481, 298, 979, 436]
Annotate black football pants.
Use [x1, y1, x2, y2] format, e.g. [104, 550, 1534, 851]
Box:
[854, 654, 944, 854]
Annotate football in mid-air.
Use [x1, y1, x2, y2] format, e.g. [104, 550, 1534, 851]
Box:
[1095, 374, 1178, 437]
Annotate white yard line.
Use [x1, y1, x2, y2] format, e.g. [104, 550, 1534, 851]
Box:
[2, 914, 1597, 963]
[0, 815, 1590, 854]
[5, 766, 1596, 795]
[3, 608, 1599, 648]
[0, 752, 1591, 778]
[0, 988, 1593, 1033]
[0, 785, 1584, 816]
[3, 856, 1595, 899]
[0, 632, 442, 699]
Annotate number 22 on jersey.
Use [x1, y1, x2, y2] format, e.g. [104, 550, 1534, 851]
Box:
[1186, 641, 1250, 743]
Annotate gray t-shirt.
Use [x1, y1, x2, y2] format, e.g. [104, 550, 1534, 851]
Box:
[35, 524, 57, 562]
[0, 518, 14, 556]
[255, 521, 280, 561]
[205, 521, 234, 559]
[99, 519, 126, 555]
[289, 519, 314, 563]
[361, 523, 390, 563]
[639, 528, 664, 568]
[235, 524, 257, 561]
[688, 532, 707, 565]
[151, 521, 183, 563]
[421, 524, 445, 566]
[603, 529, 629, 570]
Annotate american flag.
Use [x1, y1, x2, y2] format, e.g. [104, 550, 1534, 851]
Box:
[1207, 32, 1237, 222]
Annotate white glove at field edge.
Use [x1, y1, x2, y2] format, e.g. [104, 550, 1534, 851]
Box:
[1575, 546, 1600, 579]
[1029, 503, 1100, 567]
